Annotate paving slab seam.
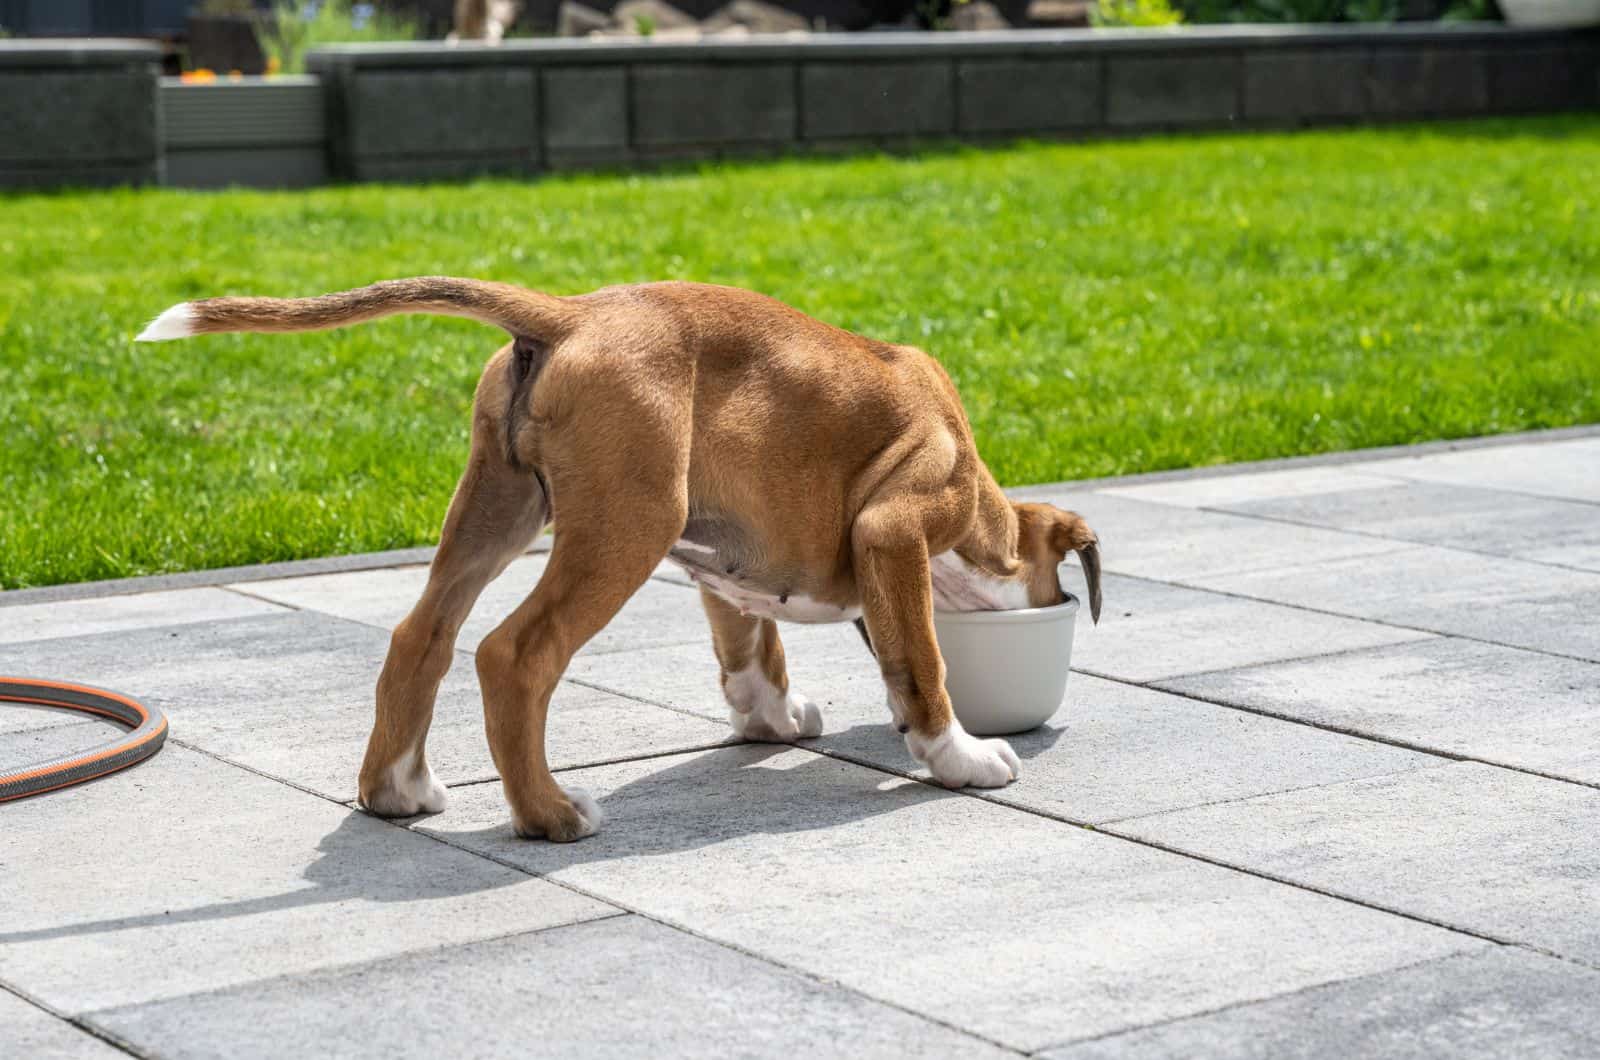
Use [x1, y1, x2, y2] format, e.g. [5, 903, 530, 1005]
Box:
[0, 979, 151, 1060]
[1078, 632, 1448, 687]
[790, 741, 1522, 956]
[433, 739, 740, 789]
[143, 722, 1600, 980]
[169, 736, 361, 805]
[1053, 423, 1600, 490]
[1117, 569, 1600, 668]
[1093, 761, 1457, 827]
[0, 551, 438, 609]
[1131, 672, 1600, 794]
[1501, 941, 1600, 975]
[1187, 506, 1600, 574]
[1022, 945, 1504, 1056]
[548, 669, 745, 726]
[381, 809, 1033, 1058]
[1346, 473, 1600, 511]
[73, 914, 639, 1034]
[1129, 542, 1424, 583]
[274, 741, 1035, 1056]
[228, 578, 712, 663]
[220, 583, 309, 612]
[0, 541, 556, 609]
[1091, 822, 1537, 954]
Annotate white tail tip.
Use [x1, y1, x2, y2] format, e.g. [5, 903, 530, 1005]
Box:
[136, 303, 196, 342]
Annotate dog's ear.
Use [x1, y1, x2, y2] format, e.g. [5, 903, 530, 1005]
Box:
[1049, 510, 1102, 625]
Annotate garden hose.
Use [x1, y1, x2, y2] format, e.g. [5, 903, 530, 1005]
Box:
[0, 678, 167, 802]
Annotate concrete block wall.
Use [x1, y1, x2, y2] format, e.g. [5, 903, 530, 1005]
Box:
[161, 77, 329, 189]
[307, 26, 1600, 182]
[2, 27, 1597, 190]
[0, 39, 162, 188]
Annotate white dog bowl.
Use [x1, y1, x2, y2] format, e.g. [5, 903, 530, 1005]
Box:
[932, 593, 1080, 736]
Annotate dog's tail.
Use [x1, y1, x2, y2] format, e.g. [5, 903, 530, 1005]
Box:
[135, 277, 577, 343]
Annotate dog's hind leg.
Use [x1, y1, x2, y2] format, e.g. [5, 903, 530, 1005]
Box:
[700, 588, 821, 742]
[360, 352, 548, 818]
[475, 379, 690, 841]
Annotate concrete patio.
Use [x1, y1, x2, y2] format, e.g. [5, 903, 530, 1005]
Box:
[3, 427, 1598, 1058]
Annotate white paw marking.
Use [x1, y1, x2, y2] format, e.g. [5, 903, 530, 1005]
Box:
[564, 786, 605, 838]
[906, 719, 1021, 789]
[510, 785, 605, 840]
[365, 749, 448, 816]
[723, 662, 823, 742]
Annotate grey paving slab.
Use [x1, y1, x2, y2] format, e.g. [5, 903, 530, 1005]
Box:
[563, 619, 865, 729]
[418, 746, 1481, 1051]
[1187, 545, 1600, 663]
[1099, 465, 1400, 509]
[0, 610, 729, 803]
[0, 720, 120, 771]
[1070, 574, 1432, 683]
[568, 625, 1439, 823]
[0, 587, 285, 647]
[237, 553, 710, 657]
[1161, 638, 1600, 786]
[826, 677, 1438, 825]
[1222, 480, 1600, 572]
[0, 991, 123, 1060]
[1114, 763, 1600, 962]
[0, 745, 613, 1013]
[1, 702, 116, 736]
[1042, 947, 1600, 1060]
[90, 915, 1012, 1060]
[999, 491, 1404, 583]
[1351, 437, 1600, 504]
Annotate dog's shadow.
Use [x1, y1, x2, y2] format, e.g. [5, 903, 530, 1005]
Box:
[424, 719, 1068, 873]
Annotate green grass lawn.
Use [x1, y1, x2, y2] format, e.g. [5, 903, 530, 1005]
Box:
[3, 118, 1598, 589]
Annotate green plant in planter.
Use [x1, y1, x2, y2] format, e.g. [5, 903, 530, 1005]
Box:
[261, 0, 421, 75]
[1092, 0, 1186, 25]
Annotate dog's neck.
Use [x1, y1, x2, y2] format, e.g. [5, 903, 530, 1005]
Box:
[929, 470, 1043, 612]
[929, 550, 1033, 611]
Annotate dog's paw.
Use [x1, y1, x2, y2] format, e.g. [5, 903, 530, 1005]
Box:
[730, 690, 823, 742]
[360, 751, 449, 817]
[723, 662, 823, 742]
[906, 721, 1021, 789]
[513, 786, 604, 843]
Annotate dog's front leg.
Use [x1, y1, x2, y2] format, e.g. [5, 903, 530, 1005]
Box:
[700, 588, 822, 742]
[852, 520, 1020, 790]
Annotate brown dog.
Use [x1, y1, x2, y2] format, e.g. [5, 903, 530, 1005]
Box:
[138, 278, 1101, 841]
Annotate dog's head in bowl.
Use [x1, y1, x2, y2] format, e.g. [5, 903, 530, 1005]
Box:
[929, 502, 1102, 736]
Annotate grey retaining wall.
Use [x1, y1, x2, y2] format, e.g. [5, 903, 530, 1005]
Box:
[3, 27, 1597, 190]
[0, 39, 162, 187]
[307, 25, 1600, 181]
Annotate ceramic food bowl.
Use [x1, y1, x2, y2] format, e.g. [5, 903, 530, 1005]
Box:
[931, 592, 1080, 736]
